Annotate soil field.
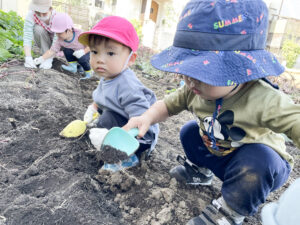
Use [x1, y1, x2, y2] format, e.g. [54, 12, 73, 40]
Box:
[0, 58, 299, 225]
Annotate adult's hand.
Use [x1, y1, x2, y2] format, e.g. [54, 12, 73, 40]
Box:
[24, 56, 37, 68]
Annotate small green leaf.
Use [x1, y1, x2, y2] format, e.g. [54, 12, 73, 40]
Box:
[0, 48, 13, 61]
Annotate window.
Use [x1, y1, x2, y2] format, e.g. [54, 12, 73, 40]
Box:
[95, 0, 104, 8]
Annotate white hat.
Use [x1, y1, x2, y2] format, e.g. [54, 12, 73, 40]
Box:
[29, 0, 52, 13]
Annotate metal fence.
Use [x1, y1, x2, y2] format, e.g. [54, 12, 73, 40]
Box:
[52, 0, 89, 31]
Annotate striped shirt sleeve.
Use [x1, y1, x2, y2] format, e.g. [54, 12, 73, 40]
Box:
[23, 11, 35, 47]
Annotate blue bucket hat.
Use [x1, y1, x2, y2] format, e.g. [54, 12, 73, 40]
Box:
[151, 0, 284, 86]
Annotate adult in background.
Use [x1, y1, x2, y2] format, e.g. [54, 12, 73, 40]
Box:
[23, 0, 56, 69]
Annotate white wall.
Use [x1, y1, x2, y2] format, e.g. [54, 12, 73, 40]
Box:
[115, 0, 141, 19]
[154, 0, 188, 50]
[1, 0, 17, 12]
[1, 0, 31, 18]
[267, 0, 300, 20]
[280, 0, 300, 19]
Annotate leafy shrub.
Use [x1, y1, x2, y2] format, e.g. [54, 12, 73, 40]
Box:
[134, 45, 165, 78]
[0, 10, 24, 62]
[281, 39, 300, 68]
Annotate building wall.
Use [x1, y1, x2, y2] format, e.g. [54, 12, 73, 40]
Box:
[1, 0, 31, 18]
[115, 0, 141, 20]
[0, 0, 187, 50]
[53, 1, 90, 30]
[153, 0, 188, 50]
[1, 0, 17, 13]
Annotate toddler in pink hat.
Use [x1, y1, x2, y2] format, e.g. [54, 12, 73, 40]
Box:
[34, 12, 92, 79]
[78, 16, 159, 172]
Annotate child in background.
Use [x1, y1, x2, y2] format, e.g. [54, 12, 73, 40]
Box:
[78, 16, 159, 171]
[23, 0, 56, 69]
[124, 0, 300, 224]
[34, 12, 92, 80]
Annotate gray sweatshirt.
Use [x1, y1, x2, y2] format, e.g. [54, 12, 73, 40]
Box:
[93, 68, 159, 150]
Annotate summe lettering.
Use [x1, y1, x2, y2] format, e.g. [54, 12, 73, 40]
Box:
[214, 15, 243, 29]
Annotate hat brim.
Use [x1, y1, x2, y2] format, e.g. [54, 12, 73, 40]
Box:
[29, 3, 50, 13]
[78, 30, 132, 50]
[151, 46, 284, 86]
[50, 28, 65, 33]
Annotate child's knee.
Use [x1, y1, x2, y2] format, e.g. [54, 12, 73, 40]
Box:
[180, 120, 199, 139]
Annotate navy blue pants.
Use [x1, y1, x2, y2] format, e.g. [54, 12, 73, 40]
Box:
[180, 120, 291, 216]
[96, 109, 155, 158]
[63, 48, 91, 71]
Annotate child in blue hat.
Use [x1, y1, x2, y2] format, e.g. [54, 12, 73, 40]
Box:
[124, 0, 300, 224]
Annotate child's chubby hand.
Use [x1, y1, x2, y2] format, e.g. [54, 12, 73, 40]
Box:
[123, 115, 151, 139]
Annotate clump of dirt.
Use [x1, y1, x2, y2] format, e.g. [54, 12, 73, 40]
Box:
[96, 145, 129, 163]
[0, 58, 299, 225]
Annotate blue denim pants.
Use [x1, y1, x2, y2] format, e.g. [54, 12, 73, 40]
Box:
[180, 120, 291, 216]
[63, 48, 91, 71]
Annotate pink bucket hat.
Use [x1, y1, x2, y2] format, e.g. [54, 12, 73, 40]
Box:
[29, 0, 52, 13]
[78, 16, 139, 52]
[50, 12, 74, 33]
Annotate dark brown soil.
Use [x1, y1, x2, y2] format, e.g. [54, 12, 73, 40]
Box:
[96, 145, 129, 163]
[0, 58, 299, 225]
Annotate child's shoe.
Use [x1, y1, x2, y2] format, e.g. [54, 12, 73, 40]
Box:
[186, 197, 245, 225]
[77, 65, 84, 74]
[121, 154, 139, 168]
[169, 155, 213, 185]
[101, 154, 139, 172]
[80, 70, 92, 80]
[62, 61, 77, 73]
[180, 80, 185, 87]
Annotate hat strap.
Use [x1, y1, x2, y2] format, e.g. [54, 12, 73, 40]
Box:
[173, 30, 266, 51]
[207, 98, 223, 151]
[121, 51, 133, 72]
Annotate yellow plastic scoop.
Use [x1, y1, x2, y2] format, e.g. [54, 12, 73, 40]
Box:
[60, 112, 99, 138]
[59, 120, 88, 138]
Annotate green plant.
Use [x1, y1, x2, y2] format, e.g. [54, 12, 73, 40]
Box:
[134, 46, 165, 78]
[281, 39, 300, 68]
[0, 10, 24, 62]
[130, 19, 143, 42]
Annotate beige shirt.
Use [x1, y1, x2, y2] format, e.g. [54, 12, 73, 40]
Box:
[164, 79, 300, 168]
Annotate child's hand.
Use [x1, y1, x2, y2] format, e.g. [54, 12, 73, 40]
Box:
[84, 104, 98, 124]
[123, 115, 151, 138]
[89, 128, 109, 151]
[73, 49, 85, 59]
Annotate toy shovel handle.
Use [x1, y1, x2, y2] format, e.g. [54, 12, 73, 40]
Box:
[127, 128, 139, 137]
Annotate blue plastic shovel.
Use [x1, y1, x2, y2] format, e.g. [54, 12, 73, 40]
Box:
[101, 127, 140, 156]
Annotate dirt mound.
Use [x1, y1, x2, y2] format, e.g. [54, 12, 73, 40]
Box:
[0, 59, 299, 225]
